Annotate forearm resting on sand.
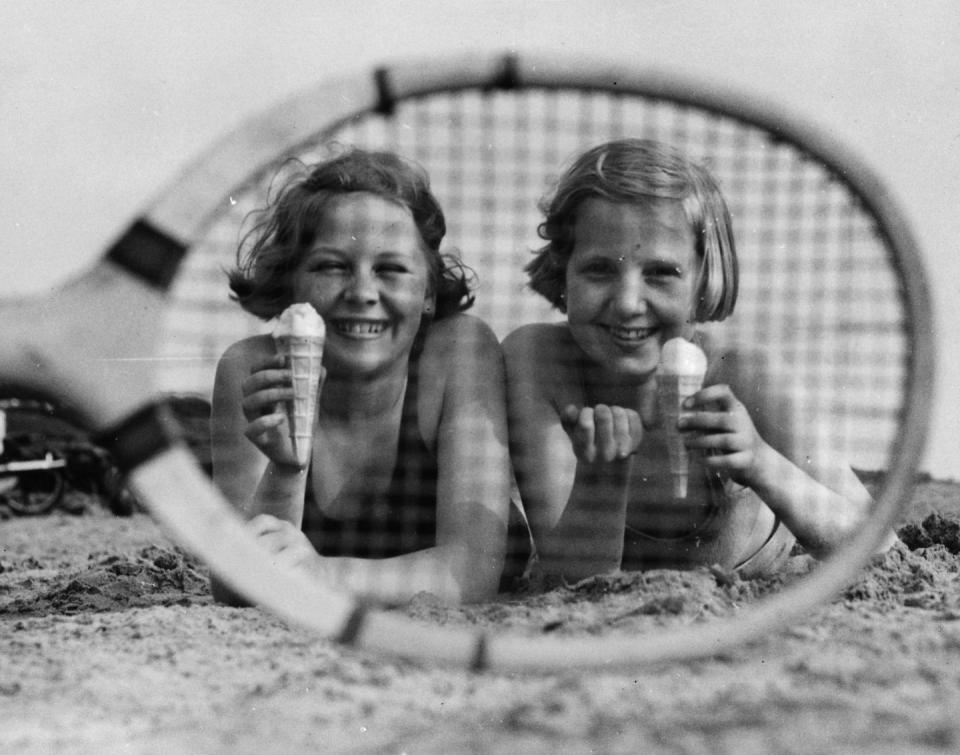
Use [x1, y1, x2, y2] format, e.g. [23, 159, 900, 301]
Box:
[744, 443, 883, 558]
[531, 457, 633, 581]
[300, 540, 502, 605]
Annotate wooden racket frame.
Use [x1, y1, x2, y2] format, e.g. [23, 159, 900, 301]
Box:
[0, 53, 933, 671]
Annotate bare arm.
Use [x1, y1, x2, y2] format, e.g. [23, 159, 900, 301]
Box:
[428, 315, 512, 600]
[685, 346, 890, 558]
[209, 336, 310, 603]
[503, 324, 637, 581]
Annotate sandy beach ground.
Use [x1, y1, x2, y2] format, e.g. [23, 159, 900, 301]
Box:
[2, 480, 960, 754]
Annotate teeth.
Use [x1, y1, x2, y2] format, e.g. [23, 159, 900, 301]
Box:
[333, 320, 387, 335]
[610, 327, 653, 340]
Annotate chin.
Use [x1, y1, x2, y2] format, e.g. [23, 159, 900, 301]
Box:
[614, 363, 658, 383]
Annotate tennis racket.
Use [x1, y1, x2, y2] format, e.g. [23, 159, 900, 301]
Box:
[0, 52, 933, 670]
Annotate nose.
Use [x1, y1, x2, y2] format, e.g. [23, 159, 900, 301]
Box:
[612, 269, 648, 317]
[344, 266, 378, 305]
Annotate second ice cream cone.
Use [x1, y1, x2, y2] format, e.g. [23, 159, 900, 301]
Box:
[657, 338, 708, 500]
[658, 374, 704, 499]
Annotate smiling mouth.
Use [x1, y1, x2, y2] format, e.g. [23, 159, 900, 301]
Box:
[606, 325, 657, 343]
[330, 318, 390, 337]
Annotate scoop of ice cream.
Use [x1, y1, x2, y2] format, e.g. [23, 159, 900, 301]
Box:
[272, 302, 325, 340]
[658, 337, 707, 377]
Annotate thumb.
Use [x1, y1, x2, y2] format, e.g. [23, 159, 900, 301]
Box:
[560, 404, 581, 434]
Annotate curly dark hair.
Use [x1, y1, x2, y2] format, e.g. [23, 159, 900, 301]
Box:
[229, 147, 475, 320]
[526, 138, 738, 322]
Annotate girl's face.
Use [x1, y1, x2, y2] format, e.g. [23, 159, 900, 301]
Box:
[565, 198, 697, 382]
[291, 192, 432, 379]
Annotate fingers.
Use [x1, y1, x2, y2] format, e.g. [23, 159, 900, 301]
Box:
[678, 385, 765, 487]
[677, 383, 740, 433]
[246, 515, 317, 574]
[562, 404, 641, 463]
[247, 514, 297, 553]
[563, 404, 596, 462]
[678, 409, 734, 434]
[560, 403, 581, 433]
[685, 427, 738, 453]
[625, 410, 643, 455]
[683, 383, 735, 411]
[241, 367, 294, 418]
[595, 405, 638, 461]
[247, 513, 285, 534]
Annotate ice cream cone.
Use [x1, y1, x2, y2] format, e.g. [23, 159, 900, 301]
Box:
[657, 338, 708, 499]
[272, 303, 325, 466]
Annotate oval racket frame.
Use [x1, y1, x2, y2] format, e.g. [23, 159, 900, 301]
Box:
[0, 53, 933, 671]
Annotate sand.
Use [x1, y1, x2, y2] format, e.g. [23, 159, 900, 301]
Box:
[3, 482, 960, 754]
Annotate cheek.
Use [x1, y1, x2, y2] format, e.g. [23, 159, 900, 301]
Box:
[564, 279, 602, 316]
[390, 280, 429, 308]
[680, 281, 699, 321]
[652, 282, 695, 318]
[291, 278, 331, 308]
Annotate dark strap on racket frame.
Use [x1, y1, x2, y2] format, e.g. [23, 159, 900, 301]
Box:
[93, 400, 185, 473]
[105, 218, 188, 291]
[486, 53, 520, 92]
[373, 67, 396, 116]
[375, 52, 521, 117]
[469, 632, 489, 673]
[335, 604, 369, 646]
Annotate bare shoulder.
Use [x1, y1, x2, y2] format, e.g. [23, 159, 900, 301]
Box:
[416, 314, 506, 439]
[502, 322, 570, 365]
[420, 313, 503, 373]
[214, 334, 274, 386]
[502, 323, 579, 386]
[502, 323, 583, 409]
[418, 313, 504, 393]
[425, 311, 499, 347]
[219, 334, 274, 362]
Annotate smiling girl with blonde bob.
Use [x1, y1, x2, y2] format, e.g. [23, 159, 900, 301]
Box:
[504, 138, 891, 582]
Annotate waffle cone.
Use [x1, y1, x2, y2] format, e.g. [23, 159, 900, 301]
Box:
[275, 334, 323, 466]
[658, 373, 704, 499]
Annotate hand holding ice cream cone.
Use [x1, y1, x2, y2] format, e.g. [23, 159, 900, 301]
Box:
[657, 337, 708, 499]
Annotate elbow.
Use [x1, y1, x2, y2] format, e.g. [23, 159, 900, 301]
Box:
[455, 565, 502, 605]
[450, 545, 504, 604]
[456, 581, 496, 605]
[807, 527, 901, 562]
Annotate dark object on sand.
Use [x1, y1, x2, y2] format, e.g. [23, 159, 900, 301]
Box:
[0, 394, 211, 517]
[898, 512, 960, 554]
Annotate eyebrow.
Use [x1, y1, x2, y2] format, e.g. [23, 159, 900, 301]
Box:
[643, 258, 685, 273]
[303, 246, 421, 265]
[579, 250, 685, 268]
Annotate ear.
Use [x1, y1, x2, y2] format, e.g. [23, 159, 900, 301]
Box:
[423, 291, 436, 316]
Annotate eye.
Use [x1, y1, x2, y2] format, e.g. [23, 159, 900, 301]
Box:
[643, 261, 684, 281]
[310, 259, 348, 274]
[375, 262, 411, 276]
[576, 257, 618, 278]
